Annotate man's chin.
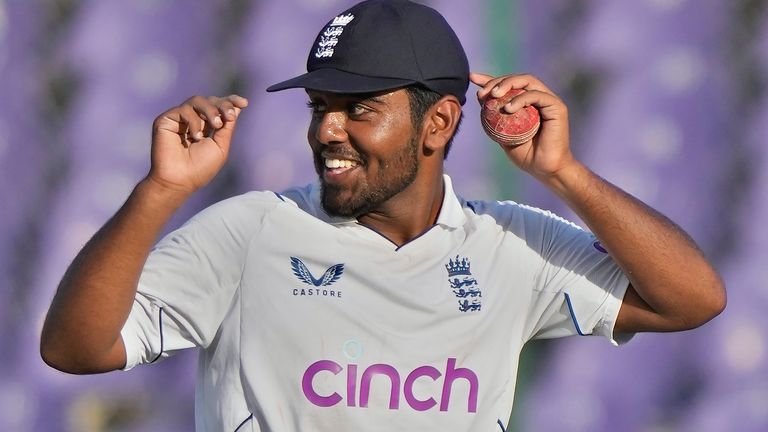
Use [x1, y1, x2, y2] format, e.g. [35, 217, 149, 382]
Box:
[320, 185, 365, 218]
[321, 199, 365, 218]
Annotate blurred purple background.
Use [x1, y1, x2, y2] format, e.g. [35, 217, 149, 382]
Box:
[1, 0, 766, 431]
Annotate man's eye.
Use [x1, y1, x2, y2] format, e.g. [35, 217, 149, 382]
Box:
[348, 104, 367, 116]
[306, 101, 325, 115]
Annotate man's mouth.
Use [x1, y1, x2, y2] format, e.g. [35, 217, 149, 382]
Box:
[324, 158, 359, 169]
[321, 153, 363, 179]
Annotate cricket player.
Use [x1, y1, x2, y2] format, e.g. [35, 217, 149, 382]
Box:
[41, 1, 726, 430]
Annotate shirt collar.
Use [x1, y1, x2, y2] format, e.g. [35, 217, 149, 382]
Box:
[434, 174, 466, 229]
[308, 174, 466, 229]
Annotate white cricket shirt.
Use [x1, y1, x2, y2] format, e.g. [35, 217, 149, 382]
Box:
[121, 175, 630, 431]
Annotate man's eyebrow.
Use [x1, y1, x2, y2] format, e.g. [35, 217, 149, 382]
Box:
[305, 90, 389, 104]
[362, 96, 385, 104]
[355, 88, 402, 103]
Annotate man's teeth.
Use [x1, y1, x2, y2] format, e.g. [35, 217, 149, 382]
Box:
[325, 159, 359, 169]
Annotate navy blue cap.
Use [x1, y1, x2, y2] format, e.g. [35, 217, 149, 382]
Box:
[266, 0, 470, 105]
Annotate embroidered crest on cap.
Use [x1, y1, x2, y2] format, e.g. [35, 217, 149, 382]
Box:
[315, 13, 354, 59]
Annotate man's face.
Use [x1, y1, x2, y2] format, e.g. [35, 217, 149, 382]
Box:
[306, 89, 420, 217]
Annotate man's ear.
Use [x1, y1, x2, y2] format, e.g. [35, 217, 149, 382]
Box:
[423, 96, 462, 153]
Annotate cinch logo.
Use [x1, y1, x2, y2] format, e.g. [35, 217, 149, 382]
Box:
[301, 358, 478, 413]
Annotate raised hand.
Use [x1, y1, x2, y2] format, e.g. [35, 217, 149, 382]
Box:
[470, 73, 572, 181]
[148, 94, 249, 194]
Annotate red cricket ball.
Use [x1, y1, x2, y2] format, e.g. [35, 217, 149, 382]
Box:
[481, 88, 540, 146]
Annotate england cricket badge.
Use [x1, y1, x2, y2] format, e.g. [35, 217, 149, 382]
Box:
[445, 255, 482, 312]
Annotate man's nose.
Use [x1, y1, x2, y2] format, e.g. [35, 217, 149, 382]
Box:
[314, 111, 348, 145]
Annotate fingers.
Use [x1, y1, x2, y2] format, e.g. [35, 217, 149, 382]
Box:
[179, 104, 206, 142]
[470, 72, 555, 104]
[189, 95, 248, 137]
[469, 72, 494, 87]
[154, 94, 249, 143]
[207, 96, 247, 144]
[210, 94, 249, 123]
[499, 89, 566, 121]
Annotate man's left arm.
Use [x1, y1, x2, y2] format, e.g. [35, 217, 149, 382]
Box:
[545, 161, 726, 333]
[470, 72, 726, 333]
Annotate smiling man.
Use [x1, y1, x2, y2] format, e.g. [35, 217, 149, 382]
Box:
[306, 90, 421, 218]
[40, 1, 726, 431]
[304, 89, 444, 244]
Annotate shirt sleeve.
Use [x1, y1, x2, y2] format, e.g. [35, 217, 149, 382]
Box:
[120, 193, 276, 370]
[516, 205, 633, 346]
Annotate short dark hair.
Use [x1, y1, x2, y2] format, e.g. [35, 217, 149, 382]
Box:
[404, 85, 463, 158]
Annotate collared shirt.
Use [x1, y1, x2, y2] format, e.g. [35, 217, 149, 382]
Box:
[121, 175, 629, 431]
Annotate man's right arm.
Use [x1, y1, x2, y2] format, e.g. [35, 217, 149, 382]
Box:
[40, 179, 190, 373]
[40, 95, 248, 374]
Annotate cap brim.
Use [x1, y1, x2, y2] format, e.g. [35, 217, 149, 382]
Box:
[266, 68, 417, 94]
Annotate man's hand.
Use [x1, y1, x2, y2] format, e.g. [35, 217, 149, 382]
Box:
[471, 73, 725, 334]
[149, 95, 249, 194]
[470, 72, 573, 182]
[40, 94, 248, 374]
